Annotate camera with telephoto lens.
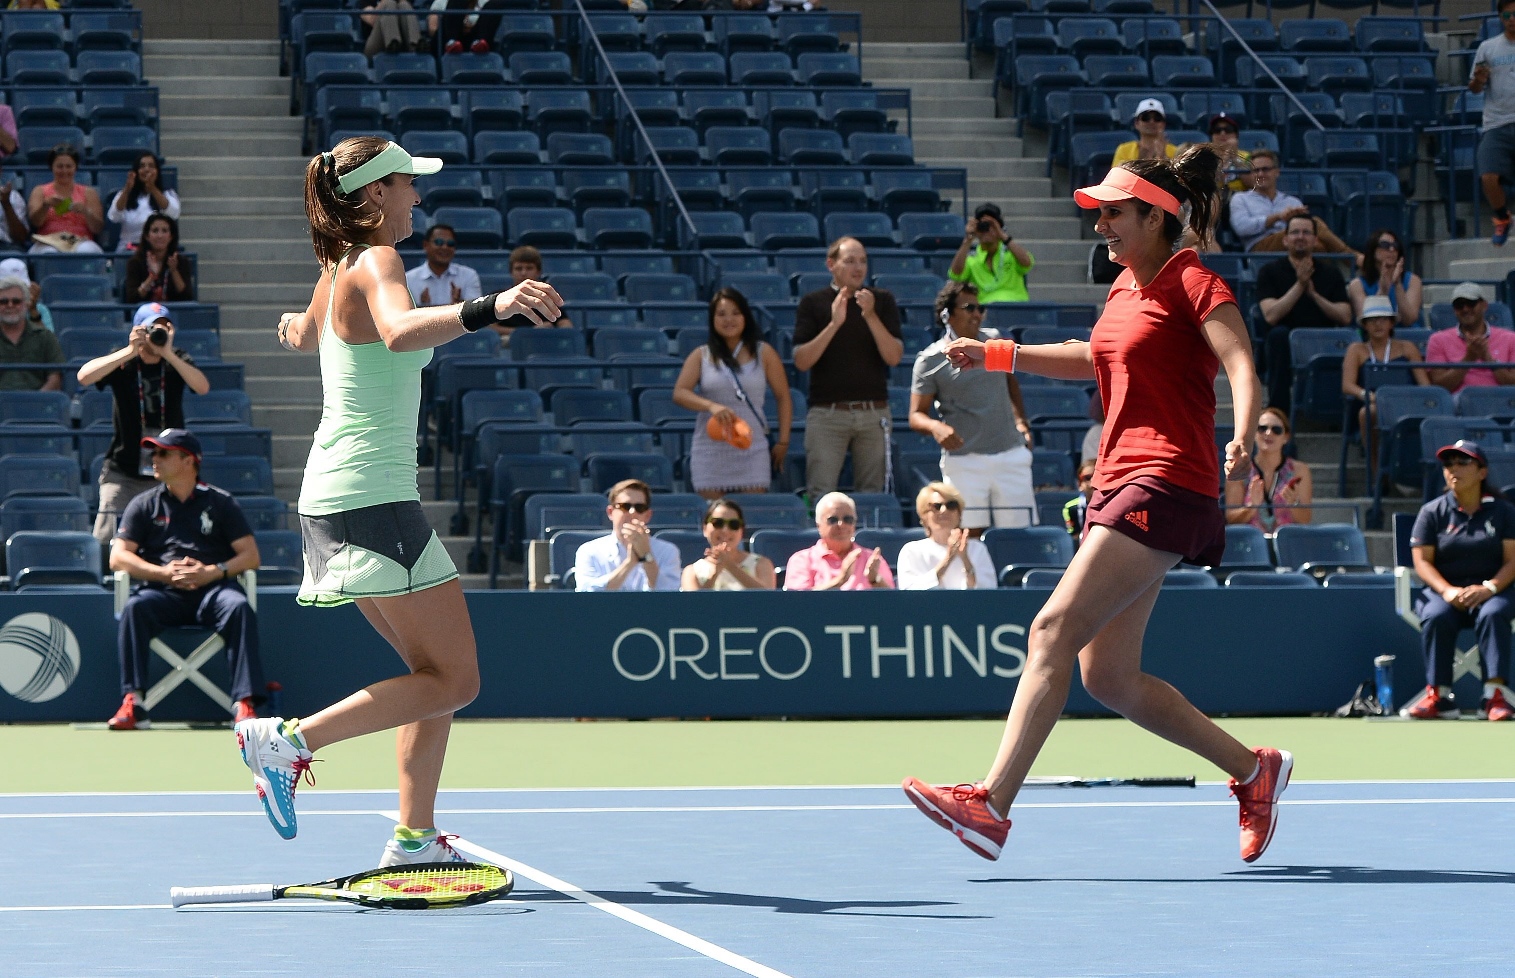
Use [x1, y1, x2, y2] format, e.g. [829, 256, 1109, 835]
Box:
[148, 326, 168, 347]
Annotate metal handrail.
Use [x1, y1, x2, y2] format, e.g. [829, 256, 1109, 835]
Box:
[1191, 0, 1326, 132]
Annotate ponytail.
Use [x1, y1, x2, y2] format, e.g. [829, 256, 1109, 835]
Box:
[303, 136, 391, 267]
[1122, 143, 1224, 248]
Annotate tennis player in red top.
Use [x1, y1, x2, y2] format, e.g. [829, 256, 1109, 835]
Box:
[903, 146, 1292, 863]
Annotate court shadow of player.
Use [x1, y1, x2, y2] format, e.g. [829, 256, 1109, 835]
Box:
[508, 880, 987, 919]
[971, 866, 1515, 885]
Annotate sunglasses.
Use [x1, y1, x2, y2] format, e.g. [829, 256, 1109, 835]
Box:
[0, 298, 24, 307]
[1443, 456, 1479, 467]
[150, 448, 182, 458]
[612, 501, 650, 513]
[954, 303, 983, 314]
[1137, 112, 1164, 122]
[1453, 299, 1481, 310]
[1251, 165, 1278, 173]
[1502, 10, 1515, 18]
[1375, 240, 1399, 251]
[706, 517, 743, 531]
[926, 500, 961, 513]
[1210, 126, 1237, 135]
[1258, 424, 1286, 436]
[430, 237, 457, 247]
[824, 514, 857, 526]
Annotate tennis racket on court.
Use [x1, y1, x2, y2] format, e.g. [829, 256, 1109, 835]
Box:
[171, 862, 513, 910]
[1025, 776, 1196, 788]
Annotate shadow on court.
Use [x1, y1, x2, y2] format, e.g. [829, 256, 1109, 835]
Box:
[506, 880, 986, 919]
[970, 865, 1515, 885]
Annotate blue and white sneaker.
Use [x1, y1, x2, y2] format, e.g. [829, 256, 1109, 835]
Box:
[235, 716, 314, 840]
[380, 831, 468, 868]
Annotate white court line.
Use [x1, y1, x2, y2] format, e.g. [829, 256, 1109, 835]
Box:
[0, 904, 169, 913]
[376, 809, 794, 978]
[10, 778, 1515, 799]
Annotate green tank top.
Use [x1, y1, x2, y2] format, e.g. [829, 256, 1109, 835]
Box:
[298, 245, 432, 516]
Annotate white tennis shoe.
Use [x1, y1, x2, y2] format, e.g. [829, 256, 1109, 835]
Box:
[380, 834, 468, 868]
[235, 716, 314, 840]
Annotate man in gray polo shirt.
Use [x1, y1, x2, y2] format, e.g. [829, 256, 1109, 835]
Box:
[909, 281, 1037, 531]
[1471, 0, 1515, 246]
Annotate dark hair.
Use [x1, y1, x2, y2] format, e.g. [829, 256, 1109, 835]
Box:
[47, 143, 80, 168]
[423, 222, 455, 243]
[1359, 228, 1402, 287]
[509, 244, 542, 269]
[706, 287, 762, 376]
[973, 202, 1003, 224]
[123, 151, 163, 211]
[1500, 0, 1515, 14]
[704, 497, 745, 526]
[934, 280, 977, 324]
[304, 136, 395, 267]
[124, 213, 181, 284]
[1121, 143, 1223, 247]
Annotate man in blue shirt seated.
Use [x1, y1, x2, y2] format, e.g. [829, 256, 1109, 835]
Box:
[106, 428, 264, 731]
[574, 478, 681, 591]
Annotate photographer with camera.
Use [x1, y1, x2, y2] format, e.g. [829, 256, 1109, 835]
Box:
[0, 274, 61, 392]
[949, 203, 1034, 305]
[77, 302, 210, 546]
[122, 214, 193, 303]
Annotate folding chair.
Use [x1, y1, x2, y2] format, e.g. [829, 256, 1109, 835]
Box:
[112, 566, 258, 716]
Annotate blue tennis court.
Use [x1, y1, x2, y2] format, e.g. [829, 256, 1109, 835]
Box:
[2, 781, 1509, 976]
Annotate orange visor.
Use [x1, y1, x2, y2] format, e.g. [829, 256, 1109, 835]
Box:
[1073, 167, 1181, 217]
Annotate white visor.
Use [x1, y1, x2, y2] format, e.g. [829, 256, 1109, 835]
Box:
[335, 142, 441, 195]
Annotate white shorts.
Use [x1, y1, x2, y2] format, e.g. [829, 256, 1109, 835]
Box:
[941, 446, 1037, 529]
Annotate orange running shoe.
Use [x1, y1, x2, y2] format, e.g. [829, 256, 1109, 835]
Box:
[1401, 685, 1460, 719]
[1230, 747, 1293, 863]
[1483, 684, 1514, 722]
[233, 697, 258, 724]
[901, 777, 1010, 860]
[106, 692, 148, 731]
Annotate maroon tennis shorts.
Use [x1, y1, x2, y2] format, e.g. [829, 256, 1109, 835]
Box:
[1084, 476, 1226, 566]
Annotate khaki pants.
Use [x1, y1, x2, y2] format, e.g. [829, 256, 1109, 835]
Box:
[94, 465, 155, 548]
[362, 0, 423, 56]
[1250, 218, 1353, 255]
[804, 405, 889, 501]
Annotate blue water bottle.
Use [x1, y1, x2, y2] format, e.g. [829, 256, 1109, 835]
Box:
[1374, 655, 1396, 716]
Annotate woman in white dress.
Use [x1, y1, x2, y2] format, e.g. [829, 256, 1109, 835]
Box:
[897, 481, 997, 590]
[680, 498, 777, 590]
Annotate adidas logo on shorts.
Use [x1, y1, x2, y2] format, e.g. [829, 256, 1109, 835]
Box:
[1124, 510, 1150, 532]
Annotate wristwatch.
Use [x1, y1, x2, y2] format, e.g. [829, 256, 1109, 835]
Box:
[1484, 579, 1501, 593]
[637, 550, 651, 563]
[217, 562, 229, 581]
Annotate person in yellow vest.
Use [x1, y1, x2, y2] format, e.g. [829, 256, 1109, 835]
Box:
[948, 203, 1034, 304]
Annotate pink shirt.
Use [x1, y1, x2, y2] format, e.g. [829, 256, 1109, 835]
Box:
[1426, 325, 1515, 392]
[784, 540, 896, 591]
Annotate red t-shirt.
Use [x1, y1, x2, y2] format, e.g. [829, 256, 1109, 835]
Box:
[1091, 249, 1236, 499]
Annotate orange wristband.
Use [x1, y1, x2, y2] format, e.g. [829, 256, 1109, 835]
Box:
[983, 339, 1017, 373]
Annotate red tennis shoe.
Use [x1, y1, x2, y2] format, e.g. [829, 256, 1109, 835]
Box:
[901, 777, 1010, 860]
[233, 697, 257, 724]
[1230, 747, 1293, 863]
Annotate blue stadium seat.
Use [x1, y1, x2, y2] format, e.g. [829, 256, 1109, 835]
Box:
[716, 12, 775, 55]
[897, 213, 962, 250]
[0, 496, 90, 542]
[728, 493, 811, 530]
[75, 50, 141, 86]
[635, 125, 701, 166]
[562, 170, 630, 212]
[750, 528, 819, 570]
[546, 132, 613, 165]
[727, 170, 796, 218]
[387, 88, 453, 133]
[1122, 18, 1185, 56]
[1370, 55, 1437, 119]
[495, 12, 555, 54]
[291, 11, 356, 59]
[432, 206, 504, 249]
[796, 52, 861, 86]
[677, 212, 748, 250]
[1304, 56, 1372, 96]
[373, 52, 436, 85]
[527, 88, 592, 136]
[705, 126, 772, 166]
[683, 90, 752, 133]
[851, 492, 905, 528]
[5, 49, 69, 86]
[546, 272, 617, 306]
[551, 388, 634, 427]
[872, 171, 940, 219]
[17, 124, 84, 164]
[0, 391, 68, 427]
[601, 254, 673, 280]
[1303, 130, 1380, 168]
[1082, 55, 1149, 88]
[598, 51, 659, 86]
[59, 328, 125, 361]
[721, 273, 790, 307]
[586, 452, 674, 493]
[1355, 17, 1426, 52]
[778, 127, 845, 166]
[5, 531, 100, 590]
[5, 13, 66, 53]
[1273, 523, 1374, 578]
[584, 12, 640, 52]
[473, 130, 540, 165]
[508, 51, 572, 86]
[175, 332, 221, 364]
[1236, 55, 1305, 91]
[581, 208, 654, 250]
[68, 11, 138, 51]
[196, 455, 272, 497]
[505, 207, 577, 249]
[301, 51, 369, 88]
[749, 212, 819, 250]
[624, 272, 700, 306]
[730, 51, 795, 86]
[754, 90, 819, 136]
[317, 87, 382, 136]
[509, 331, 587, 367]
[820, 90, 887, 139]
[40, 274, 111, 306]
[1280, 19, 1351, 52]
[664, 51, 728, 86]
[982, 526, 1075, 586]
[848, 133, 913, 166]
[1179, 92, 1245, 128]
[823, 212, 894, 249]
[443, 51, 508, 85]
[875, 274, 941, 305]
[779, 15, 842, 55]
[417, 170, 484, 210]
[1056, 17, 1122, 58]
[10, 89, 75, 128]
[591, 328, 666, 360]
[183, 390, 252, 426]
[1151, 55, 1217, 88]
[646, 13, 708, 57]
[400, 131, 466, 167]
[90, 125, 157, 166]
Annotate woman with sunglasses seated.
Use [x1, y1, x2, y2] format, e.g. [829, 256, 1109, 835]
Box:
[1405, 439, 1515, 721]
[681, 499, 776, 591]
[897, 482, 996, 590]
[784, 491, 894, 591]
[1342, 294, 1429, 489]
[1346, 228, 1422, 326]
[1225, 406, 1313, 532]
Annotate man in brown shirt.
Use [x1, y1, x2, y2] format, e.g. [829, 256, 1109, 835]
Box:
[792, 237, 903, 502]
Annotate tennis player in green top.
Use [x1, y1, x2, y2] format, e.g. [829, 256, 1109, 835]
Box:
[233, 136, 562, 864]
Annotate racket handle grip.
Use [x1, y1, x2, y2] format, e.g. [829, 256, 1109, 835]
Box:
[171, 883, 276, 907]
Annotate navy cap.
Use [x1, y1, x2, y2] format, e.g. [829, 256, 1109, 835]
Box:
[132, 302, 171, 328]
[1436, 439, 1487, 465]
[140, 427, 201, 462]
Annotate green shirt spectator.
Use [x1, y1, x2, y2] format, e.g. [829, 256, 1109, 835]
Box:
[949, 203, 1034, 304]
[0, 274, 62, 390]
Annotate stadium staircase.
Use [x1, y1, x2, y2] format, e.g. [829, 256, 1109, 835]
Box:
[146, 37, 495, 586]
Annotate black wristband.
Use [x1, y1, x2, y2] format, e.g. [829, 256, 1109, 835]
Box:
[459, 293, 500, 333]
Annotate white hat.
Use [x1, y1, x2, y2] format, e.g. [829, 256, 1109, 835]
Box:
[0, 258, 29, 286]
[1359, 295, 1394, 322]
[1132, 97, 1166, 121]
[1451, 281, 1486, 303]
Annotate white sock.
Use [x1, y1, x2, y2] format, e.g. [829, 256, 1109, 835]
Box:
[1238, 760, 1260, 785]
[988, 797, 1010, 821]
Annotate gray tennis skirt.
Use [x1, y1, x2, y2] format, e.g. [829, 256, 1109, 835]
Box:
[296, 500, 458, 608]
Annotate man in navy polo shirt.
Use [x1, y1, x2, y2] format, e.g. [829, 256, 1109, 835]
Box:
[106, 428, 264, 731]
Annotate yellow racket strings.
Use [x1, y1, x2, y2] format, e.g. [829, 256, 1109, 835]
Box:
[344, 865, 511, 903]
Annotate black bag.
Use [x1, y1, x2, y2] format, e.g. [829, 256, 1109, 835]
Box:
[1334, 679, 1385, 717]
